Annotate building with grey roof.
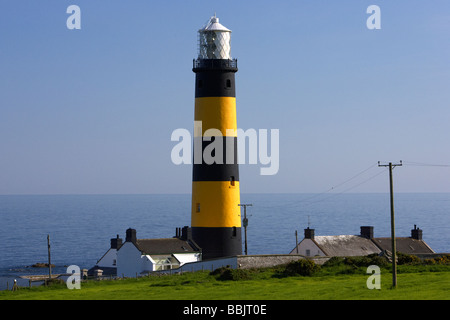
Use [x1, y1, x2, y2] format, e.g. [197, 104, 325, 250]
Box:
[91, 227, 202, 277]
[290, 225, 435, 257]
[372, 225, 434, 255]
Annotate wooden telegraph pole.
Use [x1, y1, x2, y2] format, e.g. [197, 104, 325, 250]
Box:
[378, 160, 402, 288]
[47, 234, 52, 280]
[238, 204, 252, 255]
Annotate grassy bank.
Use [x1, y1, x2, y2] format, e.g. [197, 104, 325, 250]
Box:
[1, 255, 449, 300]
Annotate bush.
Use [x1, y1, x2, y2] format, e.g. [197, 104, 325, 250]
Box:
[343, 254, 388, 268]
[284, 259, 320, 276]
[366, 254, 389, 267]
[43, 278, 65, 287]
[323, 257, 345, 267]
[210, 266, 229, 276]
[397, 253, 421, 265]
[343, 256, 367, 267]
[424, 254, 450, 265]
[211, 267, 253, 281]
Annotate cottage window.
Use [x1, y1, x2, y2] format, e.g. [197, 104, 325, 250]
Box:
[306, 249, 310, 257]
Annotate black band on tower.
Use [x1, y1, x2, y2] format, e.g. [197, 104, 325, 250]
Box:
[192, 227, 242, 259]
[193, 136, 239, 181]
[193, 59, 237, 98]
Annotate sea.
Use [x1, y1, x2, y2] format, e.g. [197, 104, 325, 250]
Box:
[0, 193, 449, 290]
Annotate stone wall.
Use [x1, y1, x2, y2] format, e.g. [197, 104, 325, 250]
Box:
[237, 254, 329, 269]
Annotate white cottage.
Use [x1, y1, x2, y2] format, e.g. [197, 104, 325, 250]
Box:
[290, 226, 435, 257]
[290, 227, 381, 257]
[117, 227, 202, 277]
[88, 235, 123, 276]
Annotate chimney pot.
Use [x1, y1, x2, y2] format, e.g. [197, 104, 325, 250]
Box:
[411, 225, 422, 240]
[181, 226, 192, 241]
[304, 227, 315, 239]
[360, 226, 374, 239]
[125, 228, 137, 244]
[110, 234, 123, 249]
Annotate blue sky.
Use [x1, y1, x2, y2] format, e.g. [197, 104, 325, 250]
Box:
[0, 0, 449, 194]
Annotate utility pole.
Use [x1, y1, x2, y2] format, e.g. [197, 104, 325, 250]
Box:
[378, 160, 402, 288]
[47, 234, 52, 280]
[295, 230, 298, 254]
[238, 204, 252, 255]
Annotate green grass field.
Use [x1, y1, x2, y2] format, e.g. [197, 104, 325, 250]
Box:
[1, 255, 449, 300]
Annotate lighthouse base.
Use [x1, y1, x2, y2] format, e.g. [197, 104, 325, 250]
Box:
[192, 227, 242, 260]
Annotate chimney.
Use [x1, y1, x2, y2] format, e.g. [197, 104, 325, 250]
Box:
[360, 226, 374, 239]
[304, 227, 315, 239]
[411, 225, 422, 240]
[110, 234, 123, 249]
[125, 228, 137, 244]
[181, 226, 192, 241]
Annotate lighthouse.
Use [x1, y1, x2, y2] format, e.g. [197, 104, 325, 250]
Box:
[191, 15, 242, 259]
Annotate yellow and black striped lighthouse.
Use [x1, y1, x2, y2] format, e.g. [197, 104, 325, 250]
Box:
[191, 15, 242, 260]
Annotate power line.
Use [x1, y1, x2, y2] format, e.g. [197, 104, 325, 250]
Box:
[285, 167, 388, 208]
[402, 161, 450, 167]
[254, 162, 382, 210]
[328, 163, 379, 191]
[295, 162, 379, 204]
[311, 167, 388, 202]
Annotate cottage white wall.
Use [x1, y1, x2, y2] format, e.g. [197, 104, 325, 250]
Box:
[142, 255, 155, 272]
[177, 256, 238, 273]
[295, 239, 325, 257]
[97, 249, 117, 268]
[117, 242, 144, 277]
[173, 253, 201, 265]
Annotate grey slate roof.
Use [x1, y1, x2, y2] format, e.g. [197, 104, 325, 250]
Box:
[313, 235, 381, 256]
[291, 232, 435, 257]
[372, 237, 434, 254]
[135, 238, 201, 255]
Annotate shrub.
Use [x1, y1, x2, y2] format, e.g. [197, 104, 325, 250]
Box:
[43, 278, 65, 287]
[366, 254, 389, 267]
[343, 254, 388, 268]
[211, 267, 252, 281]
[323, 256, 345, 267]
[397, 252, 421, 265]
[424, 254, 450, 265]
[284, 259, 320, 276]
[210, 266, 228, 276]
[343, 256, 368, 267]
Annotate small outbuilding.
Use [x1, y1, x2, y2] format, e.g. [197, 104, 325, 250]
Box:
[88, 234, 123, 276]
[290, 225, 435, 257]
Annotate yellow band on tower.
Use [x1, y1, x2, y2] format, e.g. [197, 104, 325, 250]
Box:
[191, 181, 241, 228]
[194, 97, 237, 137]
